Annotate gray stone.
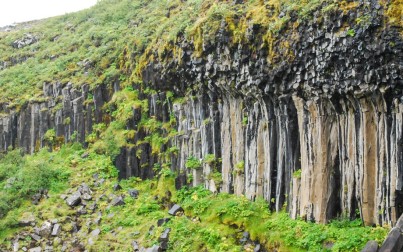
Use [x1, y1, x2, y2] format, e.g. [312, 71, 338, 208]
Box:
[110, 196, 125, 206]
[76, 206, 87, 215]
[148, 225, 155, 236]
[19, 213, 36, 227]
[168, 204, 183, 216]
[39, 221, 52, 237]
[81, 193, 92, 200]
[51, 223, 61, 236]
[157, 218, 170, 227]
[91, 228, 101, 237]
[78, 183, 92, 195]
[254, 244, 261, 252]
[44, 245, 53, 252]
[28, 247, 42, 252]
[146, 245, 161, 252]
[160, 240, 168, 251]
[132, 241, 139, 251]
[94, 216, 101, 225]
[128, 189, 139, 198]
[361, 240, 378, 252]
[113, 183, 122, 191]
[240, 231, 250, 244]
[12, 241, 19, 252]
[88, 202, 97, 211]
[159, 228, 171, 242]
[396, 214, 403, 231]
[379, 227, 403, 252]
[66, 191, 81, 207]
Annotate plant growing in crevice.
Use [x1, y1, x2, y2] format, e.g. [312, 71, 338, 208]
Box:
[185, 156, 202, 170]
[293, 169, 302, 179]
[233, 160, 245, 175]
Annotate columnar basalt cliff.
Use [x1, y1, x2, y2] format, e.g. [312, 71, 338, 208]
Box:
[139, 3, 403, 226]
[0, 0, 402, 229]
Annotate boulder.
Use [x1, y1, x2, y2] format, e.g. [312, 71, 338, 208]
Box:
[110, 196, 125, 206]
[66, 191, 81, 207]
[361, 240, 378, 252]
[128, 189, 140, 198]
[379, 227, 403, 252]
[168, 204, 183, 216]
[78, 183, 92, 195]
[39, 221, 52, 237]
[19, 213, 36, 227]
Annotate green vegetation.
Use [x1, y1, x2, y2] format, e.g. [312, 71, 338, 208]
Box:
[293, 169, 302, 179]
[0, 0, 397, 250]
[185, 156, 202, 170]
[0, 147, 389, 250]
[233, 160, 245, 175]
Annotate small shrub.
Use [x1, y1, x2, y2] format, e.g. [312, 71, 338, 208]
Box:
[185, 156, 202, 170]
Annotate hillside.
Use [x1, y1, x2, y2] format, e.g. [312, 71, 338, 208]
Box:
[0, 0, 402, 251]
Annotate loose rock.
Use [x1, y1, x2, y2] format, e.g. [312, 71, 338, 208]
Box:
[51, 224, 61, 236]
[168, 204, 183, 216]
[128, 189, 139, 198]
[66, 191, 81, 207]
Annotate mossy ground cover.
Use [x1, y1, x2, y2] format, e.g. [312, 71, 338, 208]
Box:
[0, 144, 389, 251]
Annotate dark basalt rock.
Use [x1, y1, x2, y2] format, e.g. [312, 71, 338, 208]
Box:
[128, 189, 140, 198]
[159, 228, 171, 242]
[157, 218, 171, 227]
[168, 204, 183, 216]
[113, 183, 122, 191]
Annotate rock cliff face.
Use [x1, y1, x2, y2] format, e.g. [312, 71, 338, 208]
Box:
[140, 4, 403, 226]
[0, 2, 402, 227]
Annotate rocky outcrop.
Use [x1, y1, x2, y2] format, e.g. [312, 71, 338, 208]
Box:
[0, 82, 114, 154]
[139, 3, 403, 226]
[0, 1, 401, 228]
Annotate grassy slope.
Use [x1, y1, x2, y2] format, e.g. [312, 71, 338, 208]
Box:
[0, 145, 389, 251]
